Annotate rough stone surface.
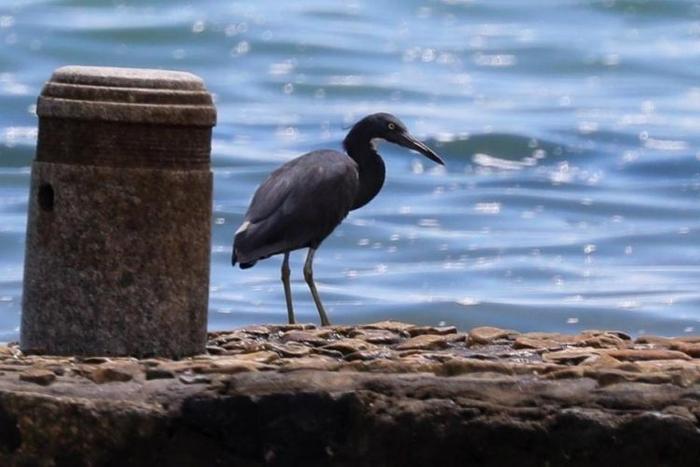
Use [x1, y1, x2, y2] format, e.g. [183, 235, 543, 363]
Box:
[38, 66, 216, 125]
[18, 369, 56, 386]
[1, 321, 700, 466]
[21, 66, 216, 358]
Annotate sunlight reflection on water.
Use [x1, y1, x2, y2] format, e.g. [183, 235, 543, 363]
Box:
[0, 0, 699, 338]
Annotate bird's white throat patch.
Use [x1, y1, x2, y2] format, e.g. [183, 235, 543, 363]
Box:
[370, 138, 382, 151]
[235, 221, 251, 235]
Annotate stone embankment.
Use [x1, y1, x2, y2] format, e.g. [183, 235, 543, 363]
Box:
[0, 321, 699, 466]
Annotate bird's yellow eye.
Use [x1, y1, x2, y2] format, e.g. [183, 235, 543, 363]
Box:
[388, 123, 396, 130]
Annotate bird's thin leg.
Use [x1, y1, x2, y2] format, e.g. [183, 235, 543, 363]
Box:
[281, 252, 295, 324]
[303, 247, 331, 326]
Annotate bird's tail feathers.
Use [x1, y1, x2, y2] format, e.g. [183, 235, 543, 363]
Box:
[232, 248, 258, 269]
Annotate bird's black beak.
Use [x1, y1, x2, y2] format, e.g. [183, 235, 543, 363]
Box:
[393, 132, 445, 166]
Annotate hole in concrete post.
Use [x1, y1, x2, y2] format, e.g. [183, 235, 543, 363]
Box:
[38, 183, 54, 212]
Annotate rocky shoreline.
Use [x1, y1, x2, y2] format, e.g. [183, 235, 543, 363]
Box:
[1, 321, 699, 466]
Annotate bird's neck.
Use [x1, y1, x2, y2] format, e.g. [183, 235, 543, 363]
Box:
[343, 136, 386, 210]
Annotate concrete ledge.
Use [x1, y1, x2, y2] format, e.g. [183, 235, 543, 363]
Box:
[1, 322, 699, 466]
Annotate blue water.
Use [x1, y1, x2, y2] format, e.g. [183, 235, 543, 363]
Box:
[1, 0, 700, 339]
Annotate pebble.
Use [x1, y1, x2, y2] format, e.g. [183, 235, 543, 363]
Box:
[274, 324, 317, 332]
[396, 334, 449, 351]
[347, 329, 402, 345]
[468, 326, 519, 345]
[605, 349, 692, 362]
[265, 342, 311, 358]
[202, 360, 264, 374]
[19, 369, 56, 386]
[88, 364, 139, 384]
[145, 368, 175, 380]
[205, 345, 227, 355]
[179, 374, 211, 385]
[668, 342, 700, 358]
[232, 351, 279, 364]
[240, 325, 271, 336]
[321, 338, 377, 355]
[280, 330, 327, 346]
[542, 348, 601, 364]
[222, 340, 264, 353]
[344, 349, 395, 361]
[407, 326, 457, 337]
[361, 321, 415, 333]
[79, 357, 110, 364]
[277, 356, 340, 372]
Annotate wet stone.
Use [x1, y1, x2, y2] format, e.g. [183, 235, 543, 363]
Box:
[345, 349, 396, 361]
[145, 368, 175, 380]
[43, 364, 66, 376]
[396, 334, 450, 351]
[344, 358, 440, 374]
[633, 359, 700, 373]
[201, 360, 265, 374]
[265, 342, 311, 358]
[442, 333, 468, 344]
[179, 373, 211, 385]
[307, 328, 337, 339]
[88, 364, 139, 384]
[79, 357, 111, 364]
[512, 336, 557, 350]
[277, 356, 340, 372]
[407, 326, 457, 337]
[221, 339, 265, 353]
[281, 330, 328, 346]
[588, 368, 673, 386]
[542, 348, 601, 365]
[19, 369, 56, 386]
[322, 338, 377, 355]
[211, 330, 249, 343]
[669, 342, 700, 358]
[361, 321, 415, 333]
[544, 367, 585, 380]
[240, 325, 272, 336]
[579, 353, 622, 369]
[311, 347, 346, 359]
[582, 330, 632, 341]
[635, 335, 700, 348]
[160, 361, 209, 374]
[273, 323, 317, 332]
[206, 345, 227, 355]
[347, 329, 402, 345]
[440, 358, 516, 376]
[468, 326, 519, 345]
[605, 349, 692, 362]
[231, 351, 279, 364]
[577, 334, 627, 349]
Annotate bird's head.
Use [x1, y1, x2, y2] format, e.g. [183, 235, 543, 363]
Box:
[347, 113, 445, 166]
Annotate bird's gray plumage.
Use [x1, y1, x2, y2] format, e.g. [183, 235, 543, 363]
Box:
[231, 112, 444, 325]
[233, 150, 359, 267]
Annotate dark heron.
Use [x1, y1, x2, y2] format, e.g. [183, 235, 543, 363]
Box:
[232, 113, 445, 326]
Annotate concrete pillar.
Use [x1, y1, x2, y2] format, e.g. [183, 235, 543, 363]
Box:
[21, 66, 216, 357]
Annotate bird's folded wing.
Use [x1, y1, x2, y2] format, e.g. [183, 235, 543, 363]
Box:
[233, 151, 359, 263]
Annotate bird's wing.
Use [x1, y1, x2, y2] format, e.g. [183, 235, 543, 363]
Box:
[244, 162, 297, 224]
[233, 150, 359, 265]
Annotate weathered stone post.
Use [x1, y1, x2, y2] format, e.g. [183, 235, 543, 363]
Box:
[21, 66, 216, 357]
